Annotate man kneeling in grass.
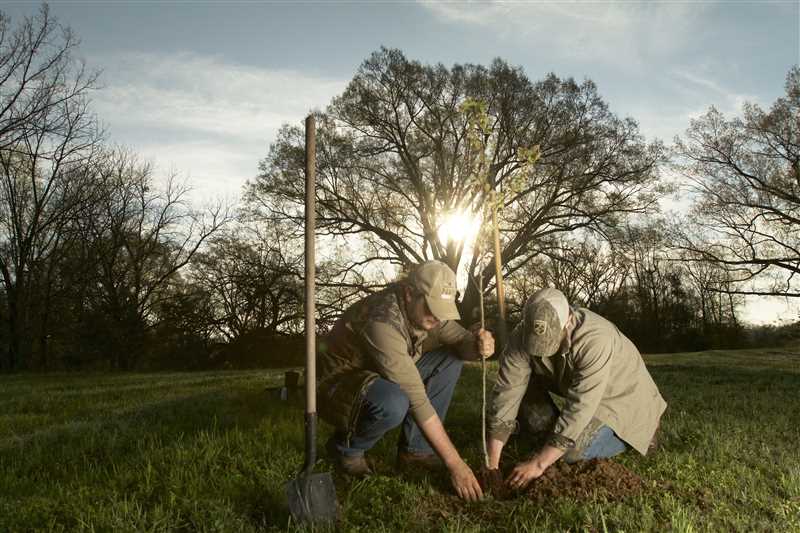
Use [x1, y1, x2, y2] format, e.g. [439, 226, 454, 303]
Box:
[318, 260, 495, 501]
[488, 288, 667, 489]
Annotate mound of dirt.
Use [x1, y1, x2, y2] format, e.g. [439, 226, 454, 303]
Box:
[522, 459, 644, 503]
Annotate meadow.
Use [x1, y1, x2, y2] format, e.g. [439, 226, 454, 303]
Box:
[1, 348, 798, 532]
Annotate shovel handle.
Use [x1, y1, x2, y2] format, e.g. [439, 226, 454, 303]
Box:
[305, 115, 316, 415]
[301, 116, 318, 476]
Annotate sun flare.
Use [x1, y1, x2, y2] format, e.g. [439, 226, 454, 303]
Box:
[437, 211, 481, 246]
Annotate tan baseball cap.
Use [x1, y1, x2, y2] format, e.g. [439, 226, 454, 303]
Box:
[408, 260, 461, 321]
[521, 287, 570, 357]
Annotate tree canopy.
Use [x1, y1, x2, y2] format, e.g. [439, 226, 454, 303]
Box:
[248, 48, 665, 315]
[675, 67, 800, 297]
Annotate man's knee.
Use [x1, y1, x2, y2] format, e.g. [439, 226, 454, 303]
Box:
[563, 421, 626, 463]
[379, 397, 410, 427]
[362, 380, 410, 428]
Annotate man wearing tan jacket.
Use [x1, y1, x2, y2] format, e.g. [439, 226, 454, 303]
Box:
[487, 287, 667, 489]
[318, 260, 495, 501]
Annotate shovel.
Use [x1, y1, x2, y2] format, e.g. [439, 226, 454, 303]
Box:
[286, 115, 338, 525]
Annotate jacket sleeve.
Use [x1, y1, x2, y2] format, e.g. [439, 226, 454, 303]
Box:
[362, 321, 436, 424]
[487, 328, 532, 443]
[435, 320, 480, 361]
[550, 333, 613, 448]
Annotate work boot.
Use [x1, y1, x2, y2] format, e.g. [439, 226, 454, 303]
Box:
[396, 450, 443, 472]
[326, 437, 372, 477]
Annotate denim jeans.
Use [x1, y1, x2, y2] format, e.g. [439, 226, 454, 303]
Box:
[567, 425, 628, 462]
[331, 349, 463, 457]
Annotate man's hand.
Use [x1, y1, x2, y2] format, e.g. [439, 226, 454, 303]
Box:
[506, 444, 565, 489]
[506, 458, 547, 489]
[449, 460, 484, 501]
[476, 328, 495, 359]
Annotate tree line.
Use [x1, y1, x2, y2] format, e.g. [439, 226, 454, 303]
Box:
[1, 8, 797, 371]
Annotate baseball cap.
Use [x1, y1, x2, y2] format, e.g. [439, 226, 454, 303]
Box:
[408, 260, 461, 321]
[521, 287, 570, 357]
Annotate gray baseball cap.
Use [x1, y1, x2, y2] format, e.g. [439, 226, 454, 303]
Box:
[521, 287, 570, 357]
[408, 260, 461, 321]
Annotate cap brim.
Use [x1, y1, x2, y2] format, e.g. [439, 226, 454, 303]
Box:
[425, 295, 461, 321]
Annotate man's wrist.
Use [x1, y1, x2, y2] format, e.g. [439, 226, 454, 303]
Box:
[528, 444, 566, 471]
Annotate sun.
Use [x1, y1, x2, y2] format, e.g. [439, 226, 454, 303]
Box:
[437, 210, 481, 246]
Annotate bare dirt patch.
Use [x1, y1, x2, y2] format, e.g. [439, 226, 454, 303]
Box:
[520, 459, 644, 503]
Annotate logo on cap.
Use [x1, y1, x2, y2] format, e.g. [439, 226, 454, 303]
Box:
[532, 320, 548, 336]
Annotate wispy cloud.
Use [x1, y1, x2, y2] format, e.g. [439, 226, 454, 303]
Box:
[419, 1, 709, 69]
[90, 52, 347, 200]
[667, 68, 760, 127]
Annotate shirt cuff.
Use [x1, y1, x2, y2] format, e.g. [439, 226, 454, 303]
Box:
[545, 432, 575, 451]
[410, 400, 436, 424]
[488, 420, 518, 444]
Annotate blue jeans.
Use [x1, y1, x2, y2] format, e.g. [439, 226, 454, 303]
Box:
[331, 349, 463, 457]
[569, 425, 628, 462]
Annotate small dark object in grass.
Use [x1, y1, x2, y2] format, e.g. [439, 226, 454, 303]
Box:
[478, 466, 509, 499]
[285, 370, 301, 389]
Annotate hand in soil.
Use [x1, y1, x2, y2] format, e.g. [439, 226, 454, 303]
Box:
[449, 460, 484, 502]
[507, 458, 547, 490]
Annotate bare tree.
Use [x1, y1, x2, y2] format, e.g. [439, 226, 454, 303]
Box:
[190, 227, 304, 342]
[80, 149, 231, 369]
[680, 251, 742, 329]
[675, 66, 800, 297]
[248, 48, 665, 319]
[0, 5, 100, 370]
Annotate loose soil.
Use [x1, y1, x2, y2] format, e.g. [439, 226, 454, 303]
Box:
[480, 459, 644, 502]
[522, 459, 644, 503]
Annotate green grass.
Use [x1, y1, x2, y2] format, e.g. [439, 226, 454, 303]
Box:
[1, 348, 799, 532]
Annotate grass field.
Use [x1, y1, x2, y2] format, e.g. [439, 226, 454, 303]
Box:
[1, 348, 799, 532]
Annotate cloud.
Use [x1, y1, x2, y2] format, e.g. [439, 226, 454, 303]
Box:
[131, 140, 257, 205]
[93, 51, 346, 139]
[88, 51, 348, 200]
[418, 1, 709, 69]
[665, 68, 761, 131]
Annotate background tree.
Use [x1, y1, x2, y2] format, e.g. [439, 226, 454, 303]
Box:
[505, 236, 631, 311]
[680, 250, 743, 345]
[248, 48, 666, 319]
[75, 149, 230, 369]
[503, 222, 746, 353]
[675, 66, 800, 297]
[190, 227, 305, 343]
[0, 5, 100, 370]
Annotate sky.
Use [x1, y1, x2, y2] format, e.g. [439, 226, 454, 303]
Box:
[3, 0, 799, 324]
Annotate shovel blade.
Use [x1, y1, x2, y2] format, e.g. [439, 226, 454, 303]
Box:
[286, 472, 338, 525]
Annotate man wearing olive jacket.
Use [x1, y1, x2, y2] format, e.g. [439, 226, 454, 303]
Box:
[318, 260, 494, 502]
[487, 287, 667, 489]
